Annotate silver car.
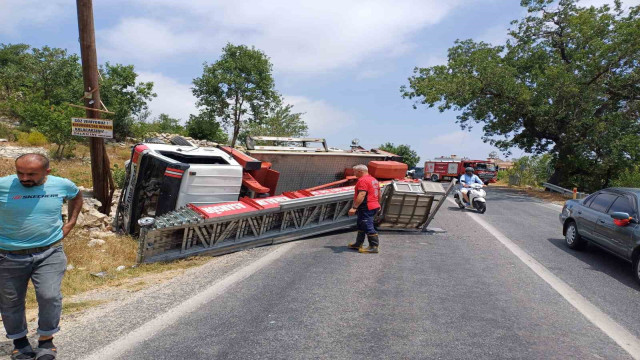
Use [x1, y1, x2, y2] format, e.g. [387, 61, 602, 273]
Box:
[559, 188, 640, 283]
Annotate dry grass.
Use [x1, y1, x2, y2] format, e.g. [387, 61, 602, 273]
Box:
[25, 229, 210, 312]
[492, 181, 569, 204]
[0, 142, 133, 187]
[2, 141, 210, 314]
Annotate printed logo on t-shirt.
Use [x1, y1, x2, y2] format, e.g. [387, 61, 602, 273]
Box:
[12, 194, 59, 200]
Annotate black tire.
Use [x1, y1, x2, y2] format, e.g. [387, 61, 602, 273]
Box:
[633, 254, 640, 285]
[477, 202, 486, 214]
[170, 136, 194, 146]
[565, 221, 587, 250]
[431, 174, 439, 182]
[145, 137, 165, 144]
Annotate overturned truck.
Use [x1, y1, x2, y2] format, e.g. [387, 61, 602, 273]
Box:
[114, 138, 452, 263]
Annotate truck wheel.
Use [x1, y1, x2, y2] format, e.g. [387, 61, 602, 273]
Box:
[431, 174, 439, 182]
[565, 221, 587, 250]
[170, 136, 194, 146]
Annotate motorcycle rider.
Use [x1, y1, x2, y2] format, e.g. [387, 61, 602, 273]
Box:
[460, 167, 485, 205]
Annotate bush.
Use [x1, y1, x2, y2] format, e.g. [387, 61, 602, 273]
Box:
[48, 142, 77, 160]
[17, 130, 48, 146]
[0, 123, 14, 141]
[505, 154, 552, 187]
[611, 167, 640, 188]
[497, 170, 508, 182]
[111, 163, 127, 189]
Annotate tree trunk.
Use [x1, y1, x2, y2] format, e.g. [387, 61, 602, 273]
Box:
[231, 117, 240, 147]
[547, 145, 571, 186]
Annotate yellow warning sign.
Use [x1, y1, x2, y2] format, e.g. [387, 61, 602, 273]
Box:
[71, 118, 113, 138]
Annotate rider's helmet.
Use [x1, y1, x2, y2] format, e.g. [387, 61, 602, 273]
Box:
[465, 167, 474, 174]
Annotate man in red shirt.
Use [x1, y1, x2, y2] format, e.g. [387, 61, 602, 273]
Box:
[347, 164, 381, 253]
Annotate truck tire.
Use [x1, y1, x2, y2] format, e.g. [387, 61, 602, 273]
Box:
[431, 174, 439, 182]
[145, 137, 165, 144]
[170, 136, 194, 146]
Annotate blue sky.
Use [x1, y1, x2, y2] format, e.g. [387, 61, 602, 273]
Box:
[2, 0, 637, 164]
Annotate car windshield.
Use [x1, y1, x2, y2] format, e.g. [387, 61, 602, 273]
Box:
[475, 163, 496, 172]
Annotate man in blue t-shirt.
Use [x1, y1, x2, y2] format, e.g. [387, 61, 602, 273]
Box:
[459, 166, 485, 205]
[0, 153, 83, 360]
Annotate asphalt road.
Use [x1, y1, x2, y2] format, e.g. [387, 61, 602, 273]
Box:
[50, 187, 640, 359]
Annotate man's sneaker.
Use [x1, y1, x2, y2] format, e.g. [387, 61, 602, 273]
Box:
[359, 246, 379, 254]
[347, 243, 363, 250]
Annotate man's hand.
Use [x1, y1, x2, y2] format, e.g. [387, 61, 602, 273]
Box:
[463, 184, 469, 188]
[348, 208, 357, 216]
[62, 222, 74, 238]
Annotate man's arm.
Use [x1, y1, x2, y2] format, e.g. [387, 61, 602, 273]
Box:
[62, 193, 83, 237]
[348, 191, 367, 216]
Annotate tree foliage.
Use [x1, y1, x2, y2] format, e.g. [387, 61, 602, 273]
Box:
[0, 44, 156, 143]
[402, 0, 640, 191]
[186, 112, 228, 143]
[378, 142, 421, 169]
[242, 99, 308, 142]
[192, 43, 279, 147]
[98, 63, 156, 140]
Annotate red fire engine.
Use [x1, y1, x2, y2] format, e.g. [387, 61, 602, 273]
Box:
[424, 159, 497, 184]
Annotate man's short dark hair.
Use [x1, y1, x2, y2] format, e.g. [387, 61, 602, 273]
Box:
[15, 153, 50, 170]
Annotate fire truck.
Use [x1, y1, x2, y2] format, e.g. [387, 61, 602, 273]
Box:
[424, 159, 497, 184]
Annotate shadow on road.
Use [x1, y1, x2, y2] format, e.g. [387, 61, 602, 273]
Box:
[547, 238, 639, 291]
[324, 245, 355, 254]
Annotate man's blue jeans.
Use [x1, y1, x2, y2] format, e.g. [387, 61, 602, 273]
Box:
[0, 245, 66, 339]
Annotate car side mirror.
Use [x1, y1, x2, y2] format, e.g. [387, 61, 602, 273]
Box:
[611, 212, 633, 226]
[611, 212, 631, 220]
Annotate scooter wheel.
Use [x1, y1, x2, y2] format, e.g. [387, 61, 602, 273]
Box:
[478, 203, 486, 214]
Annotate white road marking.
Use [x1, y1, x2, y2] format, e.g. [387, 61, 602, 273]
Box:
[447, 198, 640, 359]
[81, 242, 299, 360]
[535, 202, 564, 212]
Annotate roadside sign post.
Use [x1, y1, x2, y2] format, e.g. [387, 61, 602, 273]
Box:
[71, 118, 113, 138]
[76, 0, 113, 214]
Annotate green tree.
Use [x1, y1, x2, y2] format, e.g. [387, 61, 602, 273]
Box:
[151, 113, 185, 134]
[98, 62, 155, 140]
[402, 0, 640, 191]
[14, 98, 83, 159]
[0, 43, 33, 102]
[192, 43, 279, 147]
[378, 142, 421, 168]
[30, 46, 82, 105]
[243, 101, 308, 141]
[186, 112, 228, 143]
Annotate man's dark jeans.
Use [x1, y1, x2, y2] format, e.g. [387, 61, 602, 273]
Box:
[357, 208, 378, 235]
[0, 245, 66, 339]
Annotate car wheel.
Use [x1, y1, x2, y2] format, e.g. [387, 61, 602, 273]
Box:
[565, 221, 586, 250]
[431, 174, 439, 182]
[633, 255, 640, 285]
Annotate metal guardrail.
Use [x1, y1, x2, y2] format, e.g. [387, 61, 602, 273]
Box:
[542, 183, 589, 199]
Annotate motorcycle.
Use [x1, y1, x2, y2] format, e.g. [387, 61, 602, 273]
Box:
[453, 182, 487, 214]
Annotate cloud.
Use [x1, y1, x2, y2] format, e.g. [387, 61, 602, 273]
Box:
[100, 18, 206, 65]
[137, 72, 197, 122]
[99, 0, 464, 74]
[0, 0, 69, 35]
[283, 95, 355, 136]
[477, 25, 512, 46]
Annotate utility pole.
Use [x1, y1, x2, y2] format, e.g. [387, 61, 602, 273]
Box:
[76, 0, 112, 214]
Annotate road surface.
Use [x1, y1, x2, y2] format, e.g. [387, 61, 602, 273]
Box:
[30, 187, 640, 358]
